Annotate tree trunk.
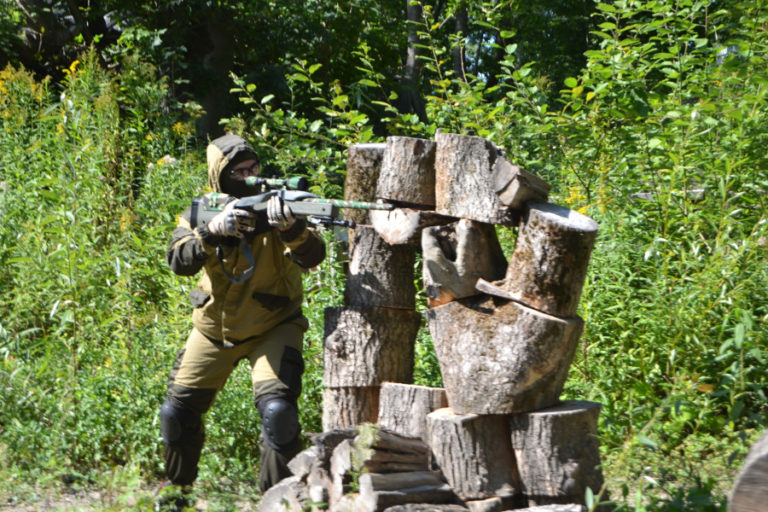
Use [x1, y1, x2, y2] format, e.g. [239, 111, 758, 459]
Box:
[376, 136, 436, 207]
[508, 401, 604, 507]
[478, 203, 598, 317]
[322, 386, 381, 431]
[730, 430, 768, 512]
[426, 407, 521, 501]
[434, 132, 514, 225]
[377, 383, 448, 441]
[370, 207, 457, 246]
[345, 226, 416, 309]
[323, 307, 421, 387]
[426, 295, 583, 415]
[344, 143, 386, 225]
[422, 219, 507, 307]
[492, 157, 551, 209]
[452, 3, 468, 81]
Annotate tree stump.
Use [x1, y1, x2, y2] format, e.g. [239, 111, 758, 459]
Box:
[426, 407, 521, 501]
[422, 219, 507, 307]
[492, 157, 551, 209]
[508, 401, 604, 507]
[434, 132, 513, 224]
[730, 430, 768, 512]
[324, 307, 422, 387]
[425, 295, 583, 415]
[378, 383, 448, 441]
[377, 136, 436, 207]
[345, 226, 416, 309]
[477, 203, 598, 317]
[322, 387, 381, 431]
[345, 143, 386, 225]
[370, 207, 457, 246]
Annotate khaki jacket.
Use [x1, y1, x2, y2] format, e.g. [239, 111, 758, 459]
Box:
[167, 135, 326, 344]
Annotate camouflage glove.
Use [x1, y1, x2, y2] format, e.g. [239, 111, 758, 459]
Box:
[267, 195, 296, 231]
[208, 201, 256, 237]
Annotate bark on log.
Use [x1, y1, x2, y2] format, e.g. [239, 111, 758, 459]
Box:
[509, 401, 604, 507]
[345, 226, 416, 309]
[492, 157, 551, 209]
[730, 430, 768, 512]
[478, 203, 598, 317]
[323, 386, 381, 431]
[422, 220, 507, 307]
[324, 307, 422, 387]
[345, 143, 386, 225]
[426, 407, 521, 501]
[426, 295, 583, 415]
[370, 207, 457, 246]
[434, 132, 514, 224]
[378, 383, 448, 441]
[377, 136, 436, 207]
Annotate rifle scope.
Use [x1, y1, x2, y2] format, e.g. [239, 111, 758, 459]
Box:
[245, 176, 309, 191]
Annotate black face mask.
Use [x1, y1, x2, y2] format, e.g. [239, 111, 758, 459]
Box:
[220, 173, 253, 198]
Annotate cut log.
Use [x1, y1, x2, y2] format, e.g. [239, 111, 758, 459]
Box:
[426, 407, 520, 501]
[380, 505, 469, 512]
[509, 401, 604, 507]
[377, 136, 436, 207]
[350, 423, 430, 473]
[331, 428, 437, 509]
[310, 429, 358, 468]
[479, 202, 598, 317]
[370, 207, 457, 246]
[356, 423, 430, 458]
[425, 295, 583, 415]
[357, 472, 459, 512]
[330, 439, 355, 506]
[288, 445, 321, 479]
[322, 386, 381, 431]
[730, 430, 768, 512]
[345, 143, 386, 225]
[466, 498, 502, 512]
[324, 307, 422, 387]
[256, 475, 306, 512]
[492, 157, 550, 209]
[345, 225, 416, 309]
[434, 132, 514, 224]
[378, 383, 448, 441]
[422, 220, 507, 307]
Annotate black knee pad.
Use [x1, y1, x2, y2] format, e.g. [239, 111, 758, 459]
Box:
[257, 395, 300, 451]
[160, 399, 202, 445]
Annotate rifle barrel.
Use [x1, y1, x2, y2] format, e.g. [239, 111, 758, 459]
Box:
[307, 199, 394, 210]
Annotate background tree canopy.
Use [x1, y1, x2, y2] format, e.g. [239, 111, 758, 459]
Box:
[0, 0, 766, 510]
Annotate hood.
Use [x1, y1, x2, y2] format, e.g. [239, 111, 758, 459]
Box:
[206, 134, 258, 192]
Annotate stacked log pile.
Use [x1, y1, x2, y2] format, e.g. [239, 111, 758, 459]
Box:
[322, 139, 426, 431]
[259, 133, 603, 512]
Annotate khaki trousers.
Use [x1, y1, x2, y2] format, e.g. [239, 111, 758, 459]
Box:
[163, 316, 308, 489]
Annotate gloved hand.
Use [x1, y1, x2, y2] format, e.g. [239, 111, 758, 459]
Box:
[267, 195, 296, 231]
[208, 201, 256, 237]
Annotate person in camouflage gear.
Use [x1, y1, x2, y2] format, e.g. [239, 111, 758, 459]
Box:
[156, 134, 325, 507]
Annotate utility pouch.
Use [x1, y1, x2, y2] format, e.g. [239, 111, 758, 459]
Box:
[189, 289, 211, 308]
